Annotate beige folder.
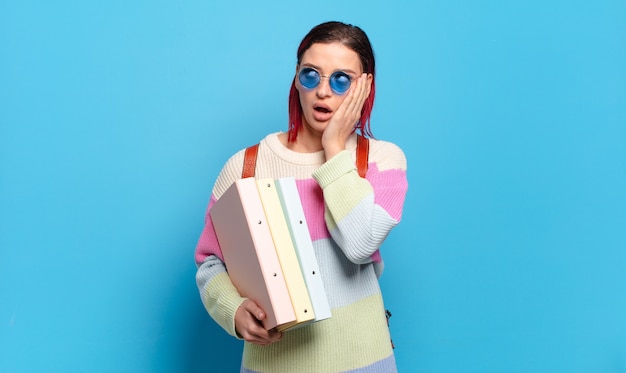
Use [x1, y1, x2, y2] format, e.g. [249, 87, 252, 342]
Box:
[256, 179, 315, 329]
[209, 178, 296, 331]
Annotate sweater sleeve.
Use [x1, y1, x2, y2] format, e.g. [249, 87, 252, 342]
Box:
[194, 151, 247, 338]
[312, 142, 408, 265]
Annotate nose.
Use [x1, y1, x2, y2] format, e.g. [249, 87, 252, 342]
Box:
[315, 77, 332, 98]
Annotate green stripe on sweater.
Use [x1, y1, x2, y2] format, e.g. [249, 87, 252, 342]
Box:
[243, 293, 393, 373]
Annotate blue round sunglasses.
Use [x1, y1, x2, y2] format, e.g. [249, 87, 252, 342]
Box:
[298, 67, 354, 95]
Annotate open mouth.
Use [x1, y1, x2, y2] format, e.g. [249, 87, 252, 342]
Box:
[314, 105, 331, 113]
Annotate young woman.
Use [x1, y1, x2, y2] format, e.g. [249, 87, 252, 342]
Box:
[195, 21, 408, 372]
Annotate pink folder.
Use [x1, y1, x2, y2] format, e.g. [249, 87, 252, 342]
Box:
[209, 178, 296, 331]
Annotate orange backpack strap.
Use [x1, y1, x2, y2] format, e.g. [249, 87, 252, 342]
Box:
[241, 136, 368, 179]
[242, 143, 259, 178]
[356, 134, 369, 178]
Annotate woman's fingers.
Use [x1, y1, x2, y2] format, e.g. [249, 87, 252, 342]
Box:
[242, 298, 266, 321]
[341, 74, 360, 118]
[335, 74, 368, 125]
[346, 73, 369, 121]
[322, 73, 372, 159]
[235, 300, 283, 345]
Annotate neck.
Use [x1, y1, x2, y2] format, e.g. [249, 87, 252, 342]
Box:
[280, 128, 323, 153]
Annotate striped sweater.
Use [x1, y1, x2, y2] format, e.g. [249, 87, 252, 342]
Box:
[195, 132, 408, 373]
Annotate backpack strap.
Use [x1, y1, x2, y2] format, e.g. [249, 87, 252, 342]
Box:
[356, 134, 369, 178]
[241, 135, 369, 178]
[241, 143, 259, 178]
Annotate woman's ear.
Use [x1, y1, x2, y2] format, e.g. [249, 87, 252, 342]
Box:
[366, 73, 374, 97]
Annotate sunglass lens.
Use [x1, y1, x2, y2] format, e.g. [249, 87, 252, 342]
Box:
[299, 68, 320, 89]
[330, 72, 351, 94]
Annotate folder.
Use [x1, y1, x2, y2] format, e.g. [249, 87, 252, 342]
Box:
[256, 179, 316, 329]
[209, 178, 296, 331]
[275, 177, 332, 322]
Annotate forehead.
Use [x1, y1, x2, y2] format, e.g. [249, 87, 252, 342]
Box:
[300, 42, 361, 72]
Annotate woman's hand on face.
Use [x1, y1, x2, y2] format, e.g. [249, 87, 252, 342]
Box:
[322, 73, 372, 160]
[234, 299, 283, 346]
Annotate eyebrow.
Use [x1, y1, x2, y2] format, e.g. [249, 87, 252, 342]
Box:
[301, 63, 359, 76]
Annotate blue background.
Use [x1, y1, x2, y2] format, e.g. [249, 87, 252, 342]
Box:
[1, 1, 625, 372]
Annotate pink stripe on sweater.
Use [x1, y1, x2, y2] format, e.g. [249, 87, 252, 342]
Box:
[296, 179, 330, 242]
[194, 196, 225, 264]
[296, 165, 407, 242]
[368, 163, 407, 221]
[195, 163, 406, 265]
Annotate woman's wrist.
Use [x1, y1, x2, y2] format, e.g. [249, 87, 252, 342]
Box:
[322, 138, 347, 160]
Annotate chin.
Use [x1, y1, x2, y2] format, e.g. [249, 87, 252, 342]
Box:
[302, 117, 329, 134]
[307, 123, 329, 135]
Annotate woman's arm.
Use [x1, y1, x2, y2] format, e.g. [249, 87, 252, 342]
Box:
[194, 153, 282, 344]
[195, 200, 247, 337]
[312, 141, 408, 264]
[196, 253, 281, 344]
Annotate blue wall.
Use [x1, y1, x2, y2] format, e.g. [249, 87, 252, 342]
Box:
[1, 1, 625, 372]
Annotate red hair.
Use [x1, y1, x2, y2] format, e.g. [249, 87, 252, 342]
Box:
[288, 22, 376, 142]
